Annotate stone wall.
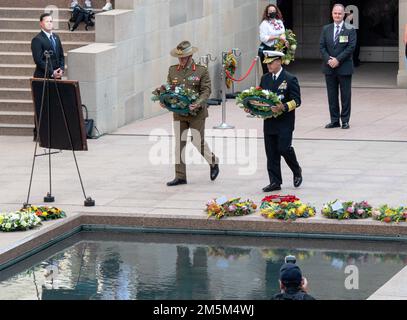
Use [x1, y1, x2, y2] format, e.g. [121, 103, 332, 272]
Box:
[292, 0, 330, 59]
[398, 0, 407, 87]
[68, 0, 263, 134]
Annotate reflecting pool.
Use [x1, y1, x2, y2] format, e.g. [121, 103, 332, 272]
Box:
[0, 232, 406, 300]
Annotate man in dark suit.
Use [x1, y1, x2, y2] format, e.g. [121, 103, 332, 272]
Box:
[31, 13, 65, 79]
[320, 4, 356, 130]
[330, 0, 361, 66]
[256, 51, 302, 192]
[30, 13, 65, 139]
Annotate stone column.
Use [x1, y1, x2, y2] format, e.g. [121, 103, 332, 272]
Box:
[397, 0, 407, 88]
[115, 0, 138, 10]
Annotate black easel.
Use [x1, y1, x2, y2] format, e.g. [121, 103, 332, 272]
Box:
[24, 50, 95, 207]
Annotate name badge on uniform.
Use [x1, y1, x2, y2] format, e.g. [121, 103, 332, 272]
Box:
[339, 35, 349, 43]
[278, 81, 287, 90]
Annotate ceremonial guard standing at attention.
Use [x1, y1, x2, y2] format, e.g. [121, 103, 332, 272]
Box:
[163, 41, 219, 186]
[258, 51, 303, 193]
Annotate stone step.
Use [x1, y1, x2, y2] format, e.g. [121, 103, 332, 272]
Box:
[0, 7, 103, 19]
[0, 51, 68, 64]
[0, 64, 69, 77]
[0, 18, 95, 31]
[0, 123, 34, 136]
[0, 87, 32, 100]
[0, 1, 110, 8]
[0, 64, 36, 77]
[0, 8, 73, 19]
[0, 52, 35, 65]
[0, 99, 33, 112]
[0, 111, 34, 125]
[0, 29, 95, 42]
[0, 40, 90, 52]
[0, 76, 31, 88]
[0, 2, 104, 137]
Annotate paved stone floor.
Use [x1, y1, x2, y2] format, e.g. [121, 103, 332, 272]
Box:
[1, 70, 407, 299]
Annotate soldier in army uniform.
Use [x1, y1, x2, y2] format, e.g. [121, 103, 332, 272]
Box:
[163, 41, 219, 186]
[257, 51, 303, 192]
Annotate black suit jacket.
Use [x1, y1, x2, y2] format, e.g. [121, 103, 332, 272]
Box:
[319, 23, 356, 75]
[260, 69, 301, 135]
[31, 31, 65, 78]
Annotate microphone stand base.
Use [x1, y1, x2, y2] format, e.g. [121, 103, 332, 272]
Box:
[44, 193, 55, 203]
[84, 197, 95, 207]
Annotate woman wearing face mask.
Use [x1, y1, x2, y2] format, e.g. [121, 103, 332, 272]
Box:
[259, 4, 286, 74]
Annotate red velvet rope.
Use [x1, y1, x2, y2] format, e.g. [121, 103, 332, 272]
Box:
[225, 57, 258, 82]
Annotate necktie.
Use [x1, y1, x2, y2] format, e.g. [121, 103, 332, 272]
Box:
[50, 35, 56, 52]
[334, 25, 340, 45]
[273, 74, 277, 81]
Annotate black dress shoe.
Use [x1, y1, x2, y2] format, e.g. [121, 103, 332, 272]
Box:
[341, 123, 350, 129]
[294, 175, 302, 188]
[325, 122, 341, 129]
[210, 164, 219, 181]
[166, 178, 187, 186]
[262, 183, 282, 192]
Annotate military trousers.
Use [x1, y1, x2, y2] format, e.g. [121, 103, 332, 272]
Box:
[264, 130, 301, 186]
[174, 118, 218, 180]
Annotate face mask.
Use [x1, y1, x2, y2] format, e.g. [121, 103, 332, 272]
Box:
[268, 12, 277, 19]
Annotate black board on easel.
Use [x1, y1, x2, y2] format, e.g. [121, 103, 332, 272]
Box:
[30, 78, 88, 151]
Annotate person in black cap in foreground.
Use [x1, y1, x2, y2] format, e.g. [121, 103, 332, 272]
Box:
[272, 262, 316, 300]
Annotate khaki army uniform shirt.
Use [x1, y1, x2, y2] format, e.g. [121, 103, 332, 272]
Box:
[167, 59, 212, 121]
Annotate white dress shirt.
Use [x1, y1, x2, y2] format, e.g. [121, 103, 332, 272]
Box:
[333, 21, 344, 42]
[41, 29, 61, 77]
[259, 19, 286, 47]
[41, 29, 53, 40]
[272, 67, 283, 81]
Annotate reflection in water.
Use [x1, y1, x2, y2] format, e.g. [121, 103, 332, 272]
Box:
[174, 246, 208, 300]
[0, 232, 406, 300]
